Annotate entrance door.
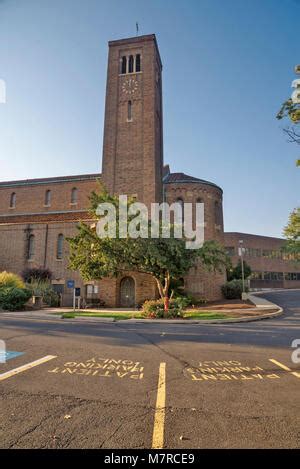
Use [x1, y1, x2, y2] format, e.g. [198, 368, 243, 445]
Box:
[120, 277, 135, 307]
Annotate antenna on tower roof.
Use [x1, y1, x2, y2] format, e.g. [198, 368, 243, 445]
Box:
[136, 22, 139, 36]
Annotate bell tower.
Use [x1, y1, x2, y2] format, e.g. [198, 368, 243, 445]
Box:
[101, 34, 163, 208]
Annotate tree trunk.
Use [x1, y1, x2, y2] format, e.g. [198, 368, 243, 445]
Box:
[163, 273, 170, 316]
[154, 274, 170, 317]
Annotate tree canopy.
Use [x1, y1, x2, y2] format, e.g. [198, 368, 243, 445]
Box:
[282, 207, 300, 259]
[277, 97, 300, 167]
[227, 259, 252, 281]
[68, 185, 229, 311]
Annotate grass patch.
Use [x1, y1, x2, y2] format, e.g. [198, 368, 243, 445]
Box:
[61, 312, 76, 319]
[59, 311, 141, 320]
[183, 311, 233, 320]
[58, 310, 234, 321]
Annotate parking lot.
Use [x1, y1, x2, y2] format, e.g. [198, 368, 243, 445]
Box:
[0, 291, 299, 449]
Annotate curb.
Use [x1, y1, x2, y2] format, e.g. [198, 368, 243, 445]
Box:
[118, 308, 283, 324]
[0, 294, 283, 325]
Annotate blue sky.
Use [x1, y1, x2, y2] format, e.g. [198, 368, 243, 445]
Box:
[0, 0, 299, 237]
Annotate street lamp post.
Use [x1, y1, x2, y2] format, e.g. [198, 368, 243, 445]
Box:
[239, 239, 247, 299]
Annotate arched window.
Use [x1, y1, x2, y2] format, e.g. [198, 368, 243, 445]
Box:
[28, 234, 35, 260]
[45, 190, 51, 206]
[214, 200, 222, 226]
[71, 187, 78, 204]
[135, 54, 141, 72]
[128, 55, 134, 73]
[128, 100, 132, 121]
[56, 234, 64, 259]
[195, 197, 204, 225]
[121, 56, 127, 74]
[176, 197, 184, 223]
[10, 192, 16, 208]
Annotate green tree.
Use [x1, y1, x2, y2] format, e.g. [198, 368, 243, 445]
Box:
[282, 207, 300, 259]
[68, 185, 228, 313]
[277, 98, 300, 167]
[227, 259, 252, 281]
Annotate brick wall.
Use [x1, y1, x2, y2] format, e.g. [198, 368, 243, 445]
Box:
[0, 175, 100, 216]
[165, 180, 226, 301]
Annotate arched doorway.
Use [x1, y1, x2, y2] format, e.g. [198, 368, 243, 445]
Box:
[120, 277, 135, 307]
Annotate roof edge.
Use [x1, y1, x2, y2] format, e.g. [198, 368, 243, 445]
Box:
[224, 232, 285, 242]
[0, 173, 101, 188]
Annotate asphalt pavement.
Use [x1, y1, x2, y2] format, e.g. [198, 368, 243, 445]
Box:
[0, 290, 299, 449]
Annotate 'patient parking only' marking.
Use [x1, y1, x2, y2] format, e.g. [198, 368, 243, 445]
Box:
[185, 360, 280, 382]
[48, 357, 144, 380]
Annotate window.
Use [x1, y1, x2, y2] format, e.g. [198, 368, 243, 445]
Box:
[52, 284, 64, 297]
[45, 190, 51, 206]
[56, 234, 64, 259]
[136, 54, 141, 72]
[263, 271, 284, 281]
[28, 234, 35, 260]
[127, 100, 132, 121]
[285, 272, 300, 281]
[86, 284, 99, 298]
[251, 271, 263, 280]
[225, 246, 235, 256]
[128, 55, 134, 73]
[71, 187, 78, 204]
[214, 201, 222, 226]
[176, 198, 184, 223]
[10, 192, 16, 208]
[121, 56, 127, 74]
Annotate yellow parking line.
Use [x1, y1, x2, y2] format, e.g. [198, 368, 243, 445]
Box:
[0, 355, 57, 381]
[269, 359, 300, 379]
[152, 362, 166, 449]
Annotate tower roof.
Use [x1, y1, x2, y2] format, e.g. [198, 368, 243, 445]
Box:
[108, 34, 162, 68]
[163, 172, 223, 192]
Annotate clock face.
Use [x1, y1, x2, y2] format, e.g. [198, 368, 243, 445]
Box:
[122, 78, 138, 95]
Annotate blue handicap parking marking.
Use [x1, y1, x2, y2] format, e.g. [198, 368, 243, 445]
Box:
[3, 351, 24, 361]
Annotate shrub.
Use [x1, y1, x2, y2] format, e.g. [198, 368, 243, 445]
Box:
[43, 288, 60, 307]
[142, 299, 184, 319]
[22, 267, 52, 283]
[0, 287, 31, 311]
[25, 280, 60, 307]
[0, 271, 25, 290]
[221, 279, 249, 299]
[172, 294, 207, 308]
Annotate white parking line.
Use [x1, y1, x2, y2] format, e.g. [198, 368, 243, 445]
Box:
[0, 355, 57, 381]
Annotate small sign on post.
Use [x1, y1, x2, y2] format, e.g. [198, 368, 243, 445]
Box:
[67, 280, 76, 311]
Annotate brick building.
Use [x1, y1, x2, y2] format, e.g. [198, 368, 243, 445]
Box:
[0, 34, 225, 306]
[224, 232, 300, 289]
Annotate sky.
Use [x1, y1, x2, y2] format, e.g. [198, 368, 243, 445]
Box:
[0, 0, 299, 238]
